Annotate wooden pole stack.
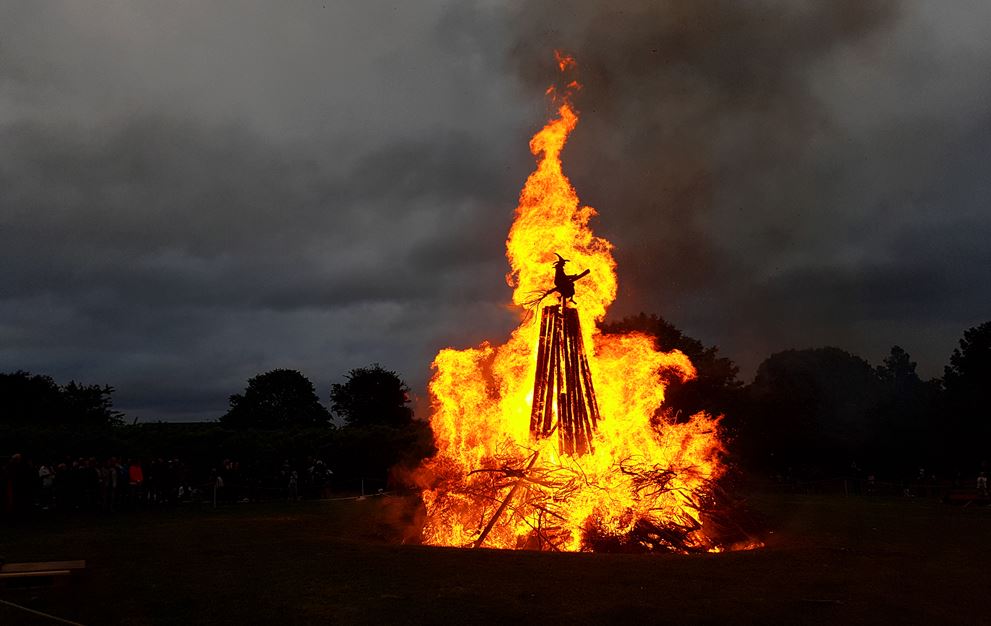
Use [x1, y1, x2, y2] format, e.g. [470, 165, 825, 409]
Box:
[529, 304, 601, 455]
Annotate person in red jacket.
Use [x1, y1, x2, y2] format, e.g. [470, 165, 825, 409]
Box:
[128, 460, 144, 506]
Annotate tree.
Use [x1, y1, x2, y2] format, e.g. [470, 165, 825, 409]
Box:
[742, 348, 882, 474]
[871, 346, 939, 472]
[599, 313, 742, 421]
[941, 321, 991, 462]
[877, 345, 919, 386]
[221, 369, 331, 429]
[944, 321, 991, 405]
[0, 370, 122, 427]
[330, 364, 413, 428]
[62, 381, 124, 426]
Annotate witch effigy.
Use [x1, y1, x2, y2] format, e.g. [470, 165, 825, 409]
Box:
[527, 253, 600, 456]
[525, 253, 591, 307]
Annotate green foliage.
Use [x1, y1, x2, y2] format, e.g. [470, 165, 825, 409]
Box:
[221, 369, 331, 429]
[0, 370, 123, 427]
[330, 364, 413, 427]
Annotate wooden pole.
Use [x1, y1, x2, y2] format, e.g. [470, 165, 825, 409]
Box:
[559, 310, 573, 454]
[542, 307, 559, 435]
[527, 303, 601, 456]
[563, 308, 579, 454]
[553, 308, 569, 454]
[576, 323, 600, 428]
[473, 452, 540, 548]
[529, 306, 552, 433]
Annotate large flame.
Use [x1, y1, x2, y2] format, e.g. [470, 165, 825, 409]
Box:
[417, 55, 727, 552]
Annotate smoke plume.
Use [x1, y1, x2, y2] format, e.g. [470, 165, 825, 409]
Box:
[505, 0, 903, 329]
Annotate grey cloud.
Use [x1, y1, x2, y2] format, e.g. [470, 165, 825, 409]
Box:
[0, 1, 531, 420]
[1, 1, 989, 420]
[498, 0, 991, 378]
[0, 114, 521, 309]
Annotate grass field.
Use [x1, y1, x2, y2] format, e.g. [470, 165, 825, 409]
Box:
[2, 493, 990, 624]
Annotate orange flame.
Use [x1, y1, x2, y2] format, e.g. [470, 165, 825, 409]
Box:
[417, 55, 727, 552]
[555, 50, 577, 72]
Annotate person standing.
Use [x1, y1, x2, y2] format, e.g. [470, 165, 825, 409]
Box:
[128, 460, 144, 506]
[38, 463, 54, 510]
[288, 469, 299, 502]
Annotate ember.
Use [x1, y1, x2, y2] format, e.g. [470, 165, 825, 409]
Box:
[416, 54, 756, 553]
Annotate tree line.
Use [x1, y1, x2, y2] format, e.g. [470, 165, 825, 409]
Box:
[0, 365, 432, 492]
[3, 319, 990, 482]
[602, 315, 991, 479]
[0, 364, 415, 431]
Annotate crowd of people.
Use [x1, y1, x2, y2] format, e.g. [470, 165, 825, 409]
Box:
[1, 453, 335, 519]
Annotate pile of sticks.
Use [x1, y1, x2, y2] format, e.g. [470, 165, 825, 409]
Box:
[463, 448, 587, 550]
[529, 304, 601, 455]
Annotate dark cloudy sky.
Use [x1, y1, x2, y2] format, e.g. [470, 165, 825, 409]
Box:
[2, 1, 989, 421]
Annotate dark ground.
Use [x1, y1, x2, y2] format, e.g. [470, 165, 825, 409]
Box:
[2, 493, 990, 625]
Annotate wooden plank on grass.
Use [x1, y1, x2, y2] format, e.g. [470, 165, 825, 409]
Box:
[0, 570, 72, 579]
[1, 560, 86, 574]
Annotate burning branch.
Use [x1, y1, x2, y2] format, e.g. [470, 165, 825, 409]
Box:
[473, 451, 540, 548]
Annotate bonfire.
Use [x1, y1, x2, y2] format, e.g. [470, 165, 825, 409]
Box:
[416, 54, 755, 553]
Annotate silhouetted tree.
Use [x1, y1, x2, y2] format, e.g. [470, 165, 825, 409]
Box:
[599, 313, 742, 421]
[942, 321, 991, 463]
[944, 321, 991, 410]
[221, 369, 331, 429]
[0, 370, 122, 427]
[869, 346, 940, 472]
[878, 346, 918, 385]
[742, 348, 882, 474]
[330, 364, 413, 427]
[62, 381, 123, 426]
